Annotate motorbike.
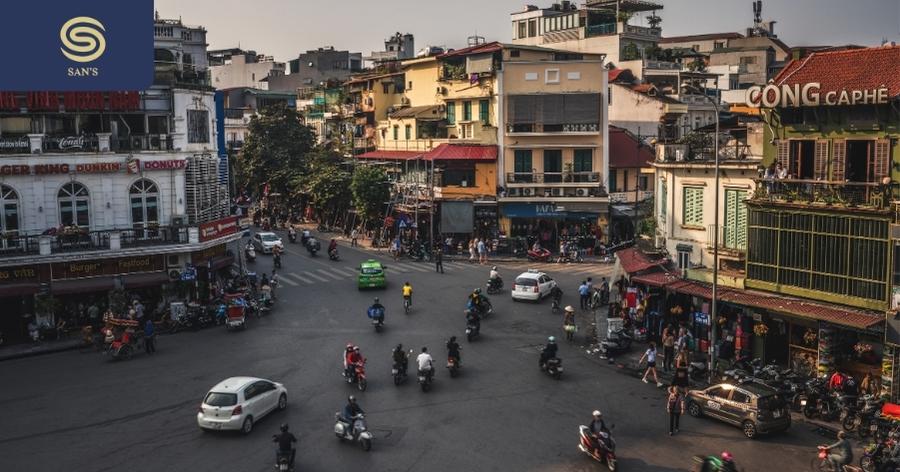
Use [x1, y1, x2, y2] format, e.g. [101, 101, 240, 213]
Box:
[288, 229, 297, 244]
[418, 367, 434, 392]
[106, 332, 138, 361]
[843, 395, 883, 437]
[274, 450, 293, 472]
[465, 313, 480, 342]
[527, 247, 552, 262]
[392, 351, 412, 386]
[343, 359, 368, 392]
[689, 359, 709, 381]
[859, 438, 895, 472]
[813, 445, 863, 472]
[551, 297, 561, 314]
[328, 247, 340, 261]
[245, 244, 257, 262]
[368, 306, 385, 333]
[599, 328, 632, 360]
[447, 356, 460, 378]
[486, 277, 504, 295]
[305, 237, 320, 256]
[334, 413, 373, 451]
[540, 357, 563, 380]
[274, 252, 282, 269]
[577, 425, 617, 471]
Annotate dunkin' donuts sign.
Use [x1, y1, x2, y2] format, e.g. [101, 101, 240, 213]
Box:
[199, 216, 239, 242]
[746, 82, 891, 108]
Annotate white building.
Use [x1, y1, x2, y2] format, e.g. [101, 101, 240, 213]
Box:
[209, 49, 286, 90]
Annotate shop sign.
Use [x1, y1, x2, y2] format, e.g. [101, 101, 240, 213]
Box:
[0, 137, 29, 153]
[181, 264, 197, 282]
[0, 161, 132, 175]
[133, 159, 187, 173]
[501, 203, 599, 219]
[746, 83, 891, 108]
[199, 216, 239, 242]
[51, 255, 164, 279]
[0, 91, 141, 112]
[0, 266, 39, 282]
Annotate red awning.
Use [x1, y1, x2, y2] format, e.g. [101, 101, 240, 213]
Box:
[356, 150, 423, 161]
[631, 271, 680, 287]
[617, 247, 665, 275]
[121, 272, 170, 289]
[423, 144, 498, 161]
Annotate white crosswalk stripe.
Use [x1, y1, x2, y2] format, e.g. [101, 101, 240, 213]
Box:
[305, 271, 331, 282]
[397, 263, 430, 272]
[285, 272, 315, 285]
[277, 276, 299, 286]
[317, 268, 345, 281]
[330, 267, 358, 276]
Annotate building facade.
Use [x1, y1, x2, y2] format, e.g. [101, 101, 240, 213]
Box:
[208, 48, 286, 90]
[268, 47, 363, 93]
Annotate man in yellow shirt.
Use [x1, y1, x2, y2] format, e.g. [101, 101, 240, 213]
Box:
[402, 282, 413, 310]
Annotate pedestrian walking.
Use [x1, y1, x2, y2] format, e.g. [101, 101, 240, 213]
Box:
[640, 342, 663, 387]
[143, 319, 156, 354]
[662, 325, 676, 372]
[673, 348, 690, 389]
[666, 386, 684, 435]
[600, 277, 610, 304]
[350, 228, 359, 247]
[477, 238, 488, 264]
[578, 281, 590, 310]
[434, 245, 444, 273]
[468, 240, 477, 263]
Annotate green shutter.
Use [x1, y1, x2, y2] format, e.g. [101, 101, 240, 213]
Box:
[724, 189, 749, 250]
[463, 101, 472, 121]
[660, 181, 667, 219]
[574, 149, 592, 172]
[608, 170, 617, 192]
[447, 102, 456, 124]
[514, 150, 532, 173]
[683, 187, 703, 227]
[479, 99, 489, 125]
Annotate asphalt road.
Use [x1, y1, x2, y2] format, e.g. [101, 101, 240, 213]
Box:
[0, 233, 833, 472]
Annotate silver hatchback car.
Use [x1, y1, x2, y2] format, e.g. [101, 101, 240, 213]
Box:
[197, 376, 288, 434]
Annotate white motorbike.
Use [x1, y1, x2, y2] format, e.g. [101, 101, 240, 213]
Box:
[334, 413, 373, 451]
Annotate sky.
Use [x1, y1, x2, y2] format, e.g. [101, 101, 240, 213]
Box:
[155, 0, 899, 62]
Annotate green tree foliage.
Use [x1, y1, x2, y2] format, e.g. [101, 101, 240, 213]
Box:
[235, 104, 316, 196]
[301, 150, 351, 218]
[351, 165, 390, 221]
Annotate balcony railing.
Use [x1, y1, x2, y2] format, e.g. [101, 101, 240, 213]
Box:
[623, 24, 661, 38]
[707, 224, 747, 253]
[585, 23, 616, 37]
[752, 179, 894, 210]
[609, 190, 654, 203]
[507, 123, 600, 134]
[0, 226, 190, 258]
[111, 134, 174, 152]
[506, 172, 602, 184]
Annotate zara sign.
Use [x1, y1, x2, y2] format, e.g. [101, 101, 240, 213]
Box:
[746, 82, 890, 108]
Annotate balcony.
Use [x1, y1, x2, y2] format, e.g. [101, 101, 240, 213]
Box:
[110, 134, 174, 152]
[507, 172, 602, 185]
[609, 190, 654, 203]
[353, 137, 375, 151]
[0, 226, 190, 259]
[506, 122, 600, 135]
[752, 179, 894, 212]
[706, 224, 747, 254]
[378, 138, 448, 152]
[622, 24, 661, 38]
[585, 23, 616, 37]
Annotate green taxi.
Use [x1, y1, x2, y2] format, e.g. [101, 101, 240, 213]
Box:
[358, 259, 386, 289]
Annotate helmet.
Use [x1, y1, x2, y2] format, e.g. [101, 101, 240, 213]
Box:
[721, 451, 733, 462]
[564, 305, 575, 313]
[396, 343, 403, 351]
[492, 266, 497, 270]
[373, 297, 380, 303]
[548, 336, 556, 343]
[474, 288, 482, 295]
[592, 410, 602, 417]
[422, 346, 428, 353]
[346, 343, 353, 350]
[348, 395, 356, 403]
[280, 423, 289, 432]
[353, 346, 360, 352]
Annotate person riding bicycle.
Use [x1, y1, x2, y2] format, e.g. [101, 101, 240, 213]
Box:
[392, 343, 409, 375]
[402, 282, 413, 308]
[550, 284, 563, 308]
[823, 431, 852, 471]
[273, 423, 297, 467]
[368, 297, 385, 324]
[446, 336, 462, 366]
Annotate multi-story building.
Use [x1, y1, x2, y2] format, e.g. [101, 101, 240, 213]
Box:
[365, 33, 415, 65]
[608, 126, 655, 241]
[208, 48, 286, 90]
[220, 87, 297, 150]
[0, 16, 237, 343]
[345, 70, 404, 155]
[268, 47, 363, 93]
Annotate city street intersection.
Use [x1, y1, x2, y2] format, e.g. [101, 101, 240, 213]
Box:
[0, 236, 834, 471]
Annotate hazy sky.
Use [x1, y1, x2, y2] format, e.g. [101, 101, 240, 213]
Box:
[155, 0, 899, 61]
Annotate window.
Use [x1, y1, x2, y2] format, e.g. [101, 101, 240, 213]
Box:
[740, 56, 757, 65]
[404, 124, 411, 140]
[407, 81, 413, 90]
[130, 179, 159, 229]
[382, 83, 391, 94]
[479, 99, 490, 125]
[573, 149, 593, 175]
[545, 69, 560, 84]
[622, 170, 629, 191]
[514, 149, 533, 182]
[204, 392, 237, 407]
[608, 86, 611, 105]
[462, 101, 472, 121]
[678, 249, 691, 270]
[510, 49, 521, 58]
[442, 163, 475, 186]
[518, 21, 527, 39]
[730, 391, 751, 404]
[692, 44, 700, 51]
[392, 126, 398, 141]
[638, 175, 649, 191]
[447, 102, 456, 124]
[58, 182, 90, 227]
[543, 150, 562, 183]
[682, 186, 704, 227]
[609, 170, 617, 192]
[660, 180, 667, 220]
[0, 185, 19, 235]
[187, 110, 209, 143]
[714, 42, 724, 50]
[724, 189, 748, 250]
[528, 19, 537, 37]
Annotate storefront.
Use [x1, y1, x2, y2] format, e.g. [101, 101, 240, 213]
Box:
[0, 265, 44, 343]
[499, 202, 606, 252]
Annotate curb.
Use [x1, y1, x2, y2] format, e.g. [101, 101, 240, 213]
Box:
[0, 341, 84, 362]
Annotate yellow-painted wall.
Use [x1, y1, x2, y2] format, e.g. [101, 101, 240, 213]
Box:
[439, 161, 496, 199]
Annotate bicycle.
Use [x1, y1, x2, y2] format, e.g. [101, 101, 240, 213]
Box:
[403, 295, 411, 314]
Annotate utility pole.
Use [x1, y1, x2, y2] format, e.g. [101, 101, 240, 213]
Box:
[429, 158, 435, 249]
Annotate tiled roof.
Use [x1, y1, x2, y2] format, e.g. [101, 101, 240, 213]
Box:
[356, 150, 422, 161]
[423, 144, 497, 161]
[659, 32, 744, 44]
[608, 68, 625, 82]
[774, 45, 900, 98]
[438, 41, 503, 59]
[609, 126, 654, 168]
[631, 270, 681, 287]
[617, 247, 666, 274]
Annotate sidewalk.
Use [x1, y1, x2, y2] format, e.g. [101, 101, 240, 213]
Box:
[0, 338, 84, 362]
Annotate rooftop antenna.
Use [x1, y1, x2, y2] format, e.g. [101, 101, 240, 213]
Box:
[753, 0, 762, 26]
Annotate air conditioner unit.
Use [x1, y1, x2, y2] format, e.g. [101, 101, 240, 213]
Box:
[575, 188, 590, 197]
[170, 215, 188, 227]
[400, 97, 411, 106]
[507, 188, 520, 197]
[551, 188, 564, 197]
[436, 86, 447, 95]
[522, 188, 534, 197]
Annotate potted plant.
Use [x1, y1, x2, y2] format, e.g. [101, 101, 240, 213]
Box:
[753, 323, 769, 337]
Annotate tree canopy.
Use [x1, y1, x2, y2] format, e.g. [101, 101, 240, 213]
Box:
[351, 165, 390, 221]
[300, 150, 352, 218]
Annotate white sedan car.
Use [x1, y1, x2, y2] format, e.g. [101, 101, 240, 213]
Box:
[511, 269, 558, 301]
[197, 377, 287, 434]
[252, 232, 284, 254]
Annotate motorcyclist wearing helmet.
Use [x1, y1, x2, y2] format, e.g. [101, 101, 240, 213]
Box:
[392, 343, 408, 375]
[342, 395, 365, 425]
[368, 297, 385, 324]
[467, 288, 489, 316]
[489, 266, 502, 290]
[540, 336, 559, 367]
[345, 345, 363, 380]
[588, 410, 611, 452]
[824, 431, 852, 471]
[700, 451, 737, 472]
[273, 423, 297, 467]
[446, 336, 462, 366]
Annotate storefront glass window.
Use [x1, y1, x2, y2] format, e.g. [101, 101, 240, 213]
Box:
[130, 179, 159, 229]
[58, 182, 89, 227]
[0, 185, 19, 234]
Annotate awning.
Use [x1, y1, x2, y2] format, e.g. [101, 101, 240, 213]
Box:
[356, 150, 423, 161]
[0, 282, 41, 297]
[631, 271, 681, 287]
[52, 277, 115, 295]
[121, 272, 170, 289]
[424, 144, 497, 161]
[208, 255, 235, 271]
[617, 247, 666, 275]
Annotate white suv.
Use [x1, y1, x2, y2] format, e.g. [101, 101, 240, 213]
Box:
[511, 270, 557, 302]
[197, 377, 287, 434]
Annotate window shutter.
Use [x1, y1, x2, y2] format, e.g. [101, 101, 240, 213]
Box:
[814, 139, 829, 180]
[874, 139, 891, 181]
[724, 190, 737, 248]
[832, 139, 846, 181]
[776, 140, 790, 171]
[736, 190, 748, 250]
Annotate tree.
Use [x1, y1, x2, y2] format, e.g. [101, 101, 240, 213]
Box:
[351, 165, 390, 221]
[621, 42, 641, 61]
[301, 150, 352, 221]
[235, 104, 317, 197]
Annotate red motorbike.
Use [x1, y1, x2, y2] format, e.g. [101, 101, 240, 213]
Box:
[344, 359, 368, 392]
[578, 425, 617, 471]
[527, 247, 552, 262]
